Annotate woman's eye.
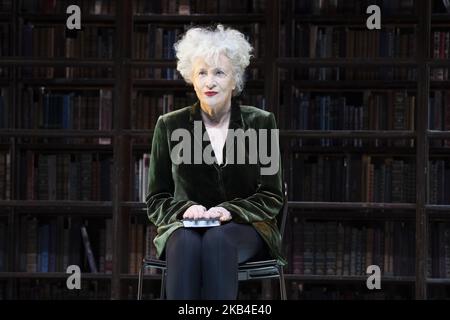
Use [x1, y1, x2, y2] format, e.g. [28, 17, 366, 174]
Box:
[215, 70, 224, 75]
[199, 71, 207, 75]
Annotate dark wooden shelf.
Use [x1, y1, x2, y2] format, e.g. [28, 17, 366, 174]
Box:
[133, 14, 265, 23]
[428, 131, 450, 139]
[285, 145, 416, 155]
[426, 205, 450, 212]
[430, 81, 450, 89]
[280, 80, 418, 90]
[431, 14, 450, 23]
[281, 130, 416, 139]
[121, 202, 145, 208]
[20, 14, 116, 23]
[0, 272, 112, 279]
[133, 79, 190, 89]
[121, 129, 417, 140]
[276, 58, 417, 67]
[0, 58, 114, 66]
[0, 13, 10, 21]
[22, 79, 115, 88]
[0, 201, 113, 214]
[427, 278, 450, 285]
[16, 143, 113, 151]
[0, 130, 114, 138]
[120, 274, 161, 280]
[428, 148, 450, 155]
[429, 59, 450, 67]
[290, 15, 418, 25]
[122, 130, 154, 137]
[288, 201, 416, 210]
[132, 79, 264, 88]
[284, 274, 415, 283]
[129, 59, 264, 68]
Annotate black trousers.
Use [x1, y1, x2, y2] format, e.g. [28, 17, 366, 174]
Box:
[164, 221, 269, 300]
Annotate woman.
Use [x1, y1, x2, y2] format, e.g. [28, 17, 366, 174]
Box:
[146, 24, 285, 300]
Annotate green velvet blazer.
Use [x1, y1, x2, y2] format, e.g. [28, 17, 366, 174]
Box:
[146, 100, 286, 265]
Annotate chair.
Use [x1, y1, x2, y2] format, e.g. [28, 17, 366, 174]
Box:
[137, 182, 289, 300]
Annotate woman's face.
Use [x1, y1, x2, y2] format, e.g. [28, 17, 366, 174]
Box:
[191, 53, 236, 111]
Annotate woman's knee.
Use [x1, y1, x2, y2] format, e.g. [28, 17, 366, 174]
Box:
[166, 228, 202, 254]
[202, 224, 235, 252]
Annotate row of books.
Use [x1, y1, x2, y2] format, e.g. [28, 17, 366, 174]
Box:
[288, 0, 415, 15]
[280, 25, 416, 59]
[20, 88, 113, 136]
[22, 0, 116, 15]
[21, 66, 114, 79]
[289, 283, 411, 300]
[0, 24, 9, 57]
[289, 154, 416, 203]
[133, 0, 266, 15]
[429, 160, 450, 204]
[19, 152, 113, 201]
[14, 88, 450, 134]
[429, 91, 450, 132]
[128, 220, 158, 275]
[286, 90, 415, 131]
[15, 279, 111, 300]
[134, 153, 150, 204]
[6, 216, 450, 279]
[0, 151, 10, 200]
[435, 0, 450, 13]
[17, 216, 113, 273]
[429, 222, 450, 278]
[0, 0, 10, 12]
[13, 214, 159, 275]
[22, 24, 114, 60]
[0, 88, 9, 128]
[17, 216, 112, 273]
[279, 66, 417, 81]
[431, 31, 450, 80]
[0, 221, 6, 271]
[135, 24, 262, 58]
[285, 219, 415, 277]
[131, 92, 193, 130]
[129, 92, 263, 131]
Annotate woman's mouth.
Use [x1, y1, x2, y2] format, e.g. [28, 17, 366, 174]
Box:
[205, 91, 218, 97]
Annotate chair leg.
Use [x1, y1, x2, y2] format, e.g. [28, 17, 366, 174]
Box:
[137, 262, 145, 300]
[160, 269, 166, 299]
[278, 267, 287, 300]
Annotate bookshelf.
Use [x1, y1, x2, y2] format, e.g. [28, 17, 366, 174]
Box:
[0, 0, 449, 300]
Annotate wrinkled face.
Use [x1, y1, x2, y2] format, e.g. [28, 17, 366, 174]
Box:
[192, 53, 236, 110]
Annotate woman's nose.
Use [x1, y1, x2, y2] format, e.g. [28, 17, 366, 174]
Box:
[205, 74, 216, 88]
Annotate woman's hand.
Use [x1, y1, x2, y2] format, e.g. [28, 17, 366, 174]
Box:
[205, 207, 232, 222]
[182, 204, 207, 220]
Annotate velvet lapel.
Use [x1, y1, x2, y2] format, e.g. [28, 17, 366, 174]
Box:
[188, 100, 245, 168]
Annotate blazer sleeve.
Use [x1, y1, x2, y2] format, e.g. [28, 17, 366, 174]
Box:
[218, 112, 284, 223]
[146, 116, 198, 226]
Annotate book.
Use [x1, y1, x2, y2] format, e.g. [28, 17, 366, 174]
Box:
[182, 219, 221, 228]
[81, 225, 98, 273]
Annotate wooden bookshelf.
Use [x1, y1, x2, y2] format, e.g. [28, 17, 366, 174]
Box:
[1, 0, 450, 300]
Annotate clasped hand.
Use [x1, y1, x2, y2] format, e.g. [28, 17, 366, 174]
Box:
[182, 205, 232, 222]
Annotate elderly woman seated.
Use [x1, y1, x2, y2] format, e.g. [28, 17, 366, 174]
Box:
[146, 24, 285, 300]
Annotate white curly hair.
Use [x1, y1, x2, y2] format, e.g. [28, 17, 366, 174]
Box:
[174, 24, 253, 96]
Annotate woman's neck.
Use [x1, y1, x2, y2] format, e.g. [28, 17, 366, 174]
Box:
[200, 102, 231, 127]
